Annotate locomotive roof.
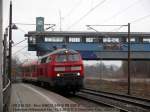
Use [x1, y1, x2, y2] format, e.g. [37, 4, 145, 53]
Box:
[39, 48, 78, 59]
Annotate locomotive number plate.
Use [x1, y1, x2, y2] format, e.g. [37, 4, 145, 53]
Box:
[65, 67, 71, 71]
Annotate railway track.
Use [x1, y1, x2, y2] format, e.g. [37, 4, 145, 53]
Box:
[76, 88, 150, 112]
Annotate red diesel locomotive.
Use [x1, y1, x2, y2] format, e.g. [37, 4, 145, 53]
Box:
[22, 49, 84, 92]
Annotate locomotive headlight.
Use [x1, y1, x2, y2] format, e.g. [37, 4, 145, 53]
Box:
[65, 50, 68, 53]
[57, 73, 60, 77]
[77, 72, 80, 76]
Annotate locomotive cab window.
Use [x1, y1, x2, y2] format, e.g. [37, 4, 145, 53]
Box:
[56, 53, 80, 62]
[68, 54, 80, 61]
[41, 57, 47, 63]
[56, 55, 67, 62]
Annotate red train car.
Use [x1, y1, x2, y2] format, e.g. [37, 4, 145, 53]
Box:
[22, 60, 38, 81]
[22, 49, 84, 92]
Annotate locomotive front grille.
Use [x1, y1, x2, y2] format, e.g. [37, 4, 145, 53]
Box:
[62, 73, 77, 77]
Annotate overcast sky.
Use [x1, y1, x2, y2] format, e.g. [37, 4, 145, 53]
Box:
[3, 0, 150, 65]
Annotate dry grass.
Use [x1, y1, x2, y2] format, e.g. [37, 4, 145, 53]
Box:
[84, 78, 150, 99]
[131, 82, 150, 99]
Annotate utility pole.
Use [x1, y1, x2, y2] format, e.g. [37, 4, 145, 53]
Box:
[0, 0, 3, 111]
[8, 0, 12, 82]
[3, 28, 8, 87]
[127, 23, 131, 95]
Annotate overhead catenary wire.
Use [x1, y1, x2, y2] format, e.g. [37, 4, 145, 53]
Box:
[14, 22, 56, 31]
[17, 27, 27, 33]
[130, 13, 150, 23]
[14, 53, 35, 63]
[13, 46, 28, 47]
[110, 25, 124, 32]
[63, 0, 82, 19]
[86, 24, 127, 33]
[12, 38, 27, 47]
[20, 52, 34, 59]
[11, 25, 28, 47]
[102, 0, 141, 23]
[60, 0, 83, 30]
[86, 24, 127, 26]
[86, 24, 128, 43]
[13, 22, 54, 26]
[67, 0, 107, 29]
[12, 46, 27, 55]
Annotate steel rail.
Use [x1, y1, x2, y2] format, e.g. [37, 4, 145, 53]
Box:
[83, 88, 150, 106]
[76, 88, 150, 112]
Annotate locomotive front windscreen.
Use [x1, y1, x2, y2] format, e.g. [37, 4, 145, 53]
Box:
[56, 54, 80, 62]
[68, 54, 80, 61]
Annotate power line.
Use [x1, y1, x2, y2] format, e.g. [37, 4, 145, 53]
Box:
[14, 23, 35, 25]
[20, 52, 35, 59]
[17, 27, 27, 33]
[86, 24, 127, 32]
[110, 26, 124, 32]
[14, 22, 55, 26]
[86, 24, 127, 26]
[63, 0, 82, 19]
[67, 0, 107, 29]
[12, 38, 27, 47]
[15, 22, 56, 31]
[102, 0, 141, 23]
[12, 46, 27, 55]
[131, 13, 150, 23]
[86, 24, 128, 42]
[13, 46, 27, 47]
